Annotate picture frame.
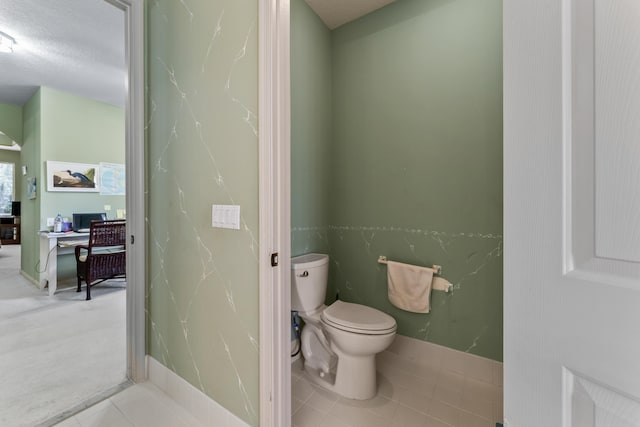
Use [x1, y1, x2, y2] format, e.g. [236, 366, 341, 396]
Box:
[46, 161, 100, 192]
[99, 162, 126, 196]
[27, 177, 37, 199]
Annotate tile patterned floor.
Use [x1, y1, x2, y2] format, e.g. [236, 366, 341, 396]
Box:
[54, 383, 204, 427]
[56, 341, 503, 427]
[292, 343, 503, 427]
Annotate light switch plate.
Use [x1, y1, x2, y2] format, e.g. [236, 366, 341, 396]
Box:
[46, 218, 54, 226]
[212, 204, 241, 230]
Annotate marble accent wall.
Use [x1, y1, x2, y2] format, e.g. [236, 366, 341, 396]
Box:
[146, 1, 259, 425]
[327, 227, 503, 361]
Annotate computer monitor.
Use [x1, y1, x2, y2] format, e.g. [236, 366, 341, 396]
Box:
[72, 213, 107, 232]
[11, 201, 20, 217]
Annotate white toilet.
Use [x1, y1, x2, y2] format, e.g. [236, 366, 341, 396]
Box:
[291, 253, 397, 400]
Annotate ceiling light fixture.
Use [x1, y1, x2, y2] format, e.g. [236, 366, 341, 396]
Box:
[0, 31, 16, 53]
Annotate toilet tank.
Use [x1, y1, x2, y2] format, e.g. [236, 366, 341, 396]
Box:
[291, 253, 329, 313]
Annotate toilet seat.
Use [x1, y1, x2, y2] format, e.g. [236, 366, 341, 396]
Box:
[321, 300, 397, 335]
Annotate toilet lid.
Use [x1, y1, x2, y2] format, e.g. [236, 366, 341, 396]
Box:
[321, 300, 396, 334]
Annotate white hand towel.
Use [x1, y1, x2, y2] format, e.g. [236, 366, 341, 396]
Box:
[387, 260, 436, 313]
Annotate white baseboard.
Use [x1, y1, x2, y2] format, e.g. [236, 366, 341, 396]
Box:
[20, 270, 39, 286]
[146, 356, 250, 427]
[388, 334, 503, 386]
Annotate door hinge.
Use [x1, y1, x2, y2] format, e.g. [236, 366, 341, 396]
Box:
[271, 252, 279, 267]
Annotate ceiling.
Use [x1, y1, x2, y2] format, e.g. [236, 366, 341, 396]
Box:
[0, 0, 125, 109]
[0, 0, 391, 112]
[305, 0, 397, 29]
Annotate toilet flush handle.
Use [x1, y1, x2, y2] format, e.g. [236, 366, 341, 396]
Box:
[297, 271, 309, 277]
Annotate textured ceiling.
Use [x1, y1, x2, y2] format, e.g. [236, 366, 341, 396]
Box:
[305, 0, 396, 29]
[0, 0, 125, 108]
[0, 0, 390, 109]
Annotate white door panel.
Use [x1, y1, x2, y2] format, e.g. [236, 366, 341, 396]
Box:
[565, 369, 640, 427]
[504, 0, 640, 425]
[594, 0, 640, 263]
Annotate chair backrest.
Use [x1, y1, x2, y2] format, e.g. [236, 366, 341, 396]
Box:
[88, 220, 126, 248]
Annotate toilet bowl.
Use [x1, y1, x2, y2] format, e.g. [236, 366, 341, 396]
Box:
[291, 253, 397, 400]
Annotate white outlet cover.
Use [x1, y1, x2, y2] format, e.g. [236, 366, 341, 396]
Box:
[212, 205, 241, 230]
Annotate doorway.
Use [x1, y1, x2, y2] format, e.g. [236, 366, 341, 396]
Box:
[260, 1, 504, 426]
[0, 0, 144, 425]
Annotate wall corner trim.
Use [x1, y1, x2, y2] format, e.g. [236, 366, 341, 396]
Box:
[259, 0, 292, 426]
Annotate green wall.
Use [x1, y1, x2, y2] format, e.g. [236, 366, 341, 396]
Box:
[147, 1, 259, 425]
[291, 0, 503, 361]
[291, 0, 333, 256]
[20, 87, 125, 282]
[39, 87, 125, 227]
[0, 102, 22, 146]
[21, 92, 42, 283]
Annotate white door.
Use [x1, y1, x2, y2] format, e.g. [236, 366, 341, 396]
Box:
[504, 0, 640, 426]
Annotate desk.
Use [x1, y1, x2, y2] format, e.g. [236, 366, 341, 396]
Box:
[0, 216, 20, 244]
[39, 232, 89, 296]
[0, 223, 20, 244]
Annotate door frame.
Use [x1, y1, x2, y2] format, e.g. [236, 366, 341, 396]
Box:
[104, 0, 146, 383]
[259, 0, 291, 425]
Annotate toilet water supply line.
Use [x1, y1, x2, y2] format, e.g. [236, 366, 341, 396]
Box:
[291, 311, 301, 358]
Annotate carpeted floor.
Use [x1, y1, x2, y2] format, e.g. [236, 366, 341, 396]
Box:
[0, 245, 127, 427]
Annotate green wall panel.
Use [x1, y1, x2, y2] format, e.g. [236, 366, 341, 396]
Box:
[147, 0, 259, 424]
[330, 0, 503, 361]
[39, 87, 125, 227]
[291, 0, 333, 257]
[292, 0, 503, 361]
[0, 102, 23, 146]
[18, 87, 125, 284]
[20, 91, 41, 282]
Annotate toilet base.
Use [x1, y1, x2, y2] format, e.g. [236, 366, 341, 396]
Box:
[304, 352, 377, 400]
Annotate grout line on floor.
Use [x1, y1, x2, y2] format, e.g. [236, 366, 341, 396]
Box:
[38, 380, 133, 427]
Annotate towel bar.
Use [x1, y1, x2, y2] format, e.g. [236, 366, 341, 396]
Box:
[377, 255, 442, 275]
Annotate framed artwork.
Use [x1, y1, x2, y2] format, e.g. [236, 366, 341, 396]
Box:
[27, 177, 37, 199]
[99, 162, 126, 195]
[46, 161, 100, 192]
